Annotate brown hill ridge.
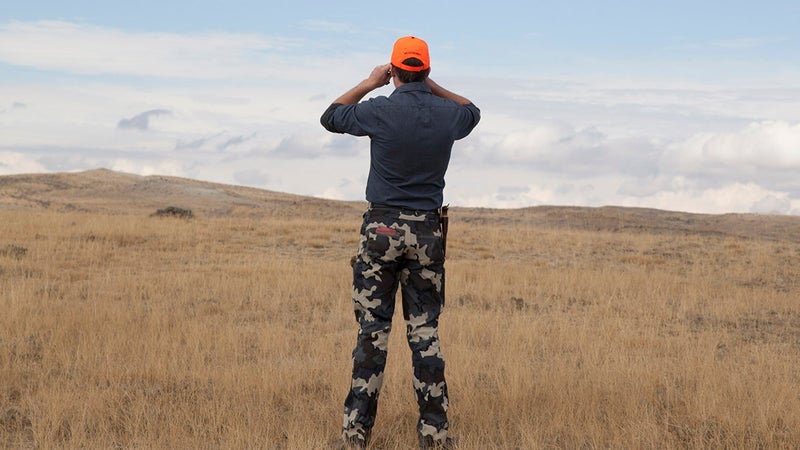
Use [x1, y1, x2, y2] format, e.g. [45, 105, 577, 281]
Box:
[0, 168, 364, 219]
[1, 168, 799, 242]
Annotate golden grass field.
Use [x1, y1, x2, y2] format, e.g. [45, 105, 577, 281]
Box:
[2, 170, 800, 449]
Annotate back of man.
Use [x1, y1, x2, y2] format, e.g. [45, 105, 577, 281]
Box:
[321, 36, 480, 450]
[327, 82, 478, 210]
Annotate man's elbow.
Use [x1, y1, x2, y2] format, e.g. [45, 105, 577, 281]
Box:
[320, 103, 343, 133]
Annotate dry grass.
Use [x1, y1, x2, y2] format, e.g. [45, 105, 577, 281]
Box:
[1, 208, 799, 449]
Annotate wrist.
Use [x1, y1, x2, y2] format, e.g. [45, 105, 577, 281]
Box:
[359, 82, 376, 92]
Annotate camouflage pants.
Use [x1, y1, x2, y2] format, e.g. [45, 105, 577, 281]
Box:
[342, 207, 449, 442]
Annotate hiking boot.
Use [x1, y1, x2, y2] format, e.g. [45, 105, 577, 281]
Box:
[418, 434, 458, 450]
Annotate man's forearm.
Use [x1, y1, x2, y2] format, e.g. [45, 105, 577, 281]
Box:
[332, 81, 377, 105]
[425, 78, 473, 105]
[332, 64, 392, 105]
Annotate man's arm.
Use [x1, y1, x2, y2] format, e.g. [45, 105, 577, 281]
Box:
[426, 77, 480, 138]
[425, 78, 473, 105]
[332, 64, 392, 105]
[321, 64, 391, 133]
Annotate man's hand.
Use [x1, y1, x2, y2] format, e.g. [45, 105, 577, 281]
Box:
[425, 78, 473, 105]
[331, 63, 392, 105]
[366, 63, 392, 89]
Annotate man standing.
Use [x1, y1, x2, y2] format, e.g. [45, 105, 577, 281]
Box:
[321, 36, 480, 450]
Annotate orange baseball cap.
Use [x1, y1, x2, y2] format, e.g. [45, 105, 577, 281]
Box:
[391, 36, 430, 72]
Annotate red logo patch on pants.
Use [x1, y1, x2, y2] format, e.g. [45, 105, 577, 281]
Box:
[376, 226, 397, 236]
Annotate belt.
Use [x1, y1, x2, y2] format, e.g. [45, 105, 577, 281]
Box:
[368, 202, 445, 216]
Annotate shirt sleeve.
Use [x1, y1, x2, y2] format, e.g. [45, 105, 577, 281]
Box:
[320, 101, 375, 136]
[335, 102, 372, 137]
[454, 103, 481, 140]
[320, 103, 344, 133]
[319, 100, 371, 136]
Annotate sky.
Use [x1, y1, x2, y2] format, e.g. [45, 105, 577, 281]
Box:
[1, 1, 799, 214]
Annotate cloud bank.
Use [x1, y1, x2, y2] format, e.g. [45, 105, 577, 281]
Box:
[1, 20, 799, 215]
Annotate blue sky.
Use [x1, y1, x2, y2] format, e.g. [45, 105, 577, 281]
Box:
[1, 1, 799, 213]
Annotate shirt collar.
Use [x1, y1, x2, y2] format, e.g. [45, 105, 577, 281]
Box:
[391, 82, 432, 95]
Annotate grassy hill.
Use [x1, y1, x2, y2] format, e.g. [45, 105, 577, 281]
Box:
[2, 170, 799, 449]
[2, 168, 798, 242]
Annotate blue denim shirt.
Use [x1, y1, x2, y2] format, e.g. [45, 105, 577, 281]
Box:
[321, 82, 480, 210]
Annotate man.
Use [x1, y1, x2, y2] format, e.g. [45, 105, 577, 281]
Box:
[321, 36, 480, 450]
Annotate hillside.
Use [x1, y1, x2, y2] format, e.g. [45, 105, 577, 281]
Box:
[1, 168, 799, 242]
[0, 168, 364, 220]
[3, 169, 800, 449]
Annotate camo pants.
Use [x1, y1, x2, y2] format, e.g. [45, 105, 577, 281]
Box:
[342, 207, 449, 442]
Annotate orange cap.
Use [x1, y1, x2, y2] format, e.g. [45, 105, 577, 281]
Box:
[391, 36, 430, 72]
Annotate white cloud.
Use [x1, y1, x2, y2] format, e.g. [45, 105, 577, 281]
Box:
[751, 194, 792, 214]
[110, 158, 186, 177]
[661, 120, 800, 193]
[1, 20, 799, 215]
[447, 168, 799, 215]
[0, 20, 390, 87]
[0, 151, 47, 175]
[272, 130, 336, 159]
[696, 121, 800, 169]
[0, 20, 300, 80]
[486, 122, 578, 163]
[621, 182, 797, 215]
[316, 178, 365, 202]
